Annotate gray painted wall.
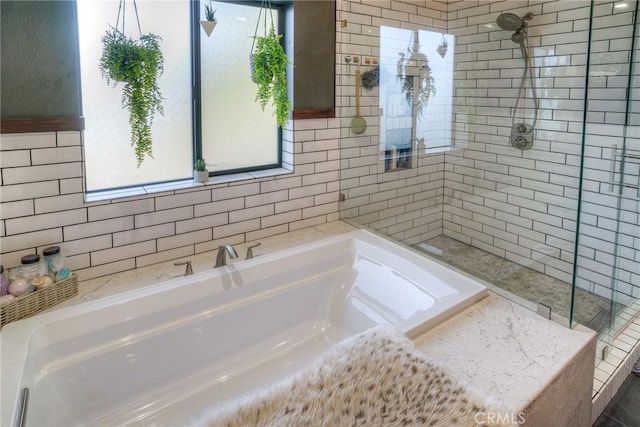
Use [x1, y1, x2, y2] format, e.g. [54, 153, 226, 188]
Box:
[1, 0, 82, 118]
[294, 0, 335, 111]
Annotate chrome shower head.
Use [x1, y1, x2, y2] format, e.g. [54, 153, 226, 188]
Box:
[496, 11, 534, 32]
[496, 12, 524, 31]
[511, 30, 525, 44]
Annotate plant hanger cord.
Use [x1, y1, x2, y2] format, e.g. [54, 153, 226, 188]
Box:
[100, 0, 164, 166]
[250, 0, 291, 128]
[251, 0, 275, 55]
[115, 0, 143, 37]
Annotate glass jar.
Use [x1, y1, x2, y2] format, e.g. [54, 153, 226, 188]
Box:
[20, 254, 44, 282]
[43, 246, 64, 277]
[0, 265, 8, 296]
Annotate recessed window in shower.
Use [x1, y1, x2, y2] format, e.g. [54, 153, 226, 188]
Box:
[379, 26, 455, 173]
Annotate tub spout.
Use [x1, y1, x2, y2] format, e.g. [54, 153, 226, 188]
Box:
[215, 244, 238, 268]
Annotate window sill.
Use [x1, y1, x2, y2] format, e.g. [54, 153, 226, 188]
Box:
[418, 145, 456, 156]
[85, 167, 293, 203]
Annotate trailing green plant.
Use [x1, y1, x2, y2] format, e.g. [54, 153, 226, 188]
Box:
[251, 27, 291, 128]
[396, 52, 435, 118]
[195, 158, 207, 171]
[99, 27, 164, 166]
[361, 66, 379, 90]
[203, 0, 216, 21]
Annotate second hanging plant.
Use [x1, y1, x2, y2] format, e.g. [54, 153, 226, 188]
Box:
[250, 4, 291, 129]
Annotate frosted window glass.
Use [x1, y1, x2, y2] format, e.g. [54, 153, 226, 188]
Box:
[200, 2, 279, 172]
[78, 0, 192, 192]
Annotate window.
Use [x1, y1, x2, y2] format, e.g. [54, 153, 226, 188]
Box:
[198, 1, 281, 173]
[77, 0, 284, 193]
[378, 26, 454, 172]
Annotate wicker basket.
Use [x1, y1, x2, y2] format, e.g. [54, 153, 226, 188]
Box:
[0, 274, 78, 329]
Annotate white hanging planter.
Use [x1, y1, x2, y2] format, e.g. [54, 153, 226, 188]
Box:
[200, 20, 217, 37]
[437, 34, 448, 58]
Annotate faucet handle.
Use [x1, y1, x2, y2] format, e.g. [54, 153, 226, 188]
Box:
[245, 242, 262, 260]
[174, 260, 193, 276]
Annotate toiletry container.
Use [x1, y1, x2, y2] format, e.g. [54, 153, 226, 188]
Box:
[43, 246, 70, 280]
[0, 266, 8, 295]
[15, 254, 51, 293]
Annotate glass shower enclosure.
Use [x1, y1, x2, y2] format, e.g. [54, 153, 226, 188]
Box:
[338, 0, 639, 348]
[576, 0, 640, 351]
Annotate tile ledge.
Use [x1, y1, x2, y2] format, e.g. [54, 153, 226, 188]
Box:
[85, 168, 293, 203]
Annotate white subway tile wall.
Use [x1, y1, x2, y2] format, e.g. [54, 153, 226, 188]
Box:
[444, 0, 590, 285]
[0, 119, 340, 280]
[338, 0, 448, 246]
[337, 0, 638, 303]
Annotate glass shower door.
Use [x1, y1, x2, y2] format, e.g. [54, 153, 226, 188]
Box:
[605, 10, 640, 340]
[574, 0, 639, 344]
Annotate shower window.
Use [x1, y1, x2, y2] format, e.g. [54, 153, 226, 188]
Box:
[378, 26, 455, 172]
[77, 0, 284, 193]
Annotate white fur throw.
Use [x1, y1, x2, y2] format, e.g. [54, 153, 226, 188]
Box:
[195, 327, 511, 427]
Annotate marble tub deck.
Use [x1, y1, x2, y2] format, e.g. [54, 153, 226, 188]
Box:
[1, 221, 597, 426]
[420, 235, 624, 335]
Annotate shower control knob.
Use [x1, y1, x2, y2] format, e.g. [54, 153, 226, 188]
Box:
[517, 124, 527, 133]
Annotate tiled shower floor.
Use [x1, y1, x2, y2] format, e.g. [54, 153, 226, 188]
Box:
[417, 235, 621, 335]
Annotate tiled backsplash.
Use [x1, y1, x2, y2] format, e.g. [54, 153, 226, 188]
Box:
[0, 118, 340, 280]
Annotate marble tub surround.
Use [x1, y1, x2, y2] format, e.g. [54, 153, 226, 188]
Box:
[196, 326, 510, 427]
[1, 221, 596, 426]
[414, 294, 596, 427]
[419, 234, 640, 422]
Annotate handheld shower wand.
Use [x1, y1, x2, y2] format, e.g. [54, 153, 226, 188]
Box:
[496, 12, 538, 150]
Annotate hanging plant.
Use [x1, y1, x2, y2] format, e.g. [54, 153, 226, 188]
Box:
[436, 34, 448, 58]
[396, 32, 436, 118]
[98, 1, 164, 167]
[250, 5, 292, 129]
[361, 65, 379, 90]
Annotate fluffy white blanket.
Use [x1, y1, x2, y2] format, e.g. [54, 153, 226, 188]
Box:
[195, 327, 510, 426]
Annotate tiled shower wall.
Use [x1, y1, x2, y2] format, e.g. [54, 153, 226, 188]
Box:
[338, 0, 638, 302]
[444, 0, 594, 284]
[337, 0, 593, 282]
[0, 119, 341, 280]
[337, 0, 449, 244]
[446, 0, 639, 303]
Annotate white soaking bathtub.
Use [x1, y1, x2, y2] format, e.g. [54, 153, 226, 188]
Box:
[1, 229, 487, 426]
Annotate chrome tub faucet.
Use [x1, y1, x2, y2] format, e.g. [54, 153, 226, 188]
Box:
[215, 244, 238, 268]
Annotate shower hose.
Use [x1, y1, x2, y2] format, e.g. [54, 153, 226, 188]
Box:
[512, 35, 539, 132]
